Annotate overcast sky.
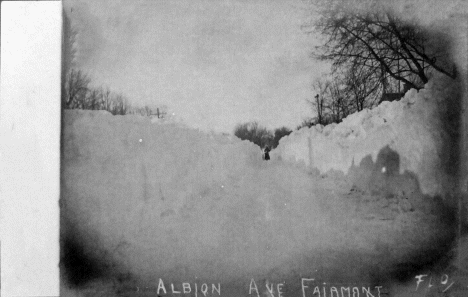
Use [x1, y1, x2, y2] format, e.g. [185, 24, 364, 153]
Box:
[64, 0, 329, 133]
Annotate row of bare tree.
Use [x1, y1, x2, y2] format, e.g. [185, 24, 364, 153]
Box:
[299, 0, 457, 127]
[62, 10, 167, 117]
[303, 70, 380, 127]
[63, 68, 168, 117]
[234, 122, 292, 149]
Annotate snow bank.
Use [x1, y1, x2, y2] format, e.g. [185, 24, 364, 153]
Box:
[61, 109, 456, 295]
[273, 75, 459, 197]
[62, 110, 269, 281]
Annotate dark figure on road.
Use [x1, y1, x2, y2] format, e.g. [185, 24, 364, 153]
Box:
[262, 146, 270, 160]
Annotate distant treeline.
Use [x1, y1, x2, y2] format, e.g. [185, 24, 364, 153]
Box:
[62, 68, 167, 118]
[234, 122, 292, 149]
[62, 10, 166, 117]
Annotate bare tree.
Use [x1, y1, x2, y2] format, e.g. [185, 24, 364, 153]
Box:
[62, 10, 169, 117]
[234, 121, 274, 148]
[101, 86, 112, 111]
[344, 63, 382, 112]
[310, 78, 330, 125]
[62, 9, 77, 107]
[326, 76, 351, 122]
[310, 0, 456, 93]
[309, 74, 351, 125]
[65, 69, 91, 109]
[110, 93, 129, 115]
[86, 88, 103, 110]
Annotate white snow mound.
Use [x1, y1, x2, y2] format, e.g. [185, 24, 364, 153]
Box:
[272, 75, 459, 196]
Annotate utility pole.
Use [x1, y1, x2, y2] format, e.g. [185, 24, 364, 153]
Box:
[155, 107, 167, 119]
[397, 54, 401, 93]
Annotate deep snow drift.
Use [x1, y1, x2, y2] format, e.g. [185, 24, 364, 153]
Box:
[272, 75, 460, 198]
[61, 77, 459, 296]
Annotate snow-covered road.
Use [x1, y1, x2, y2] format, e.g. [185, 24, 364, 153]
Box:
[60, 87, 460, 296]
